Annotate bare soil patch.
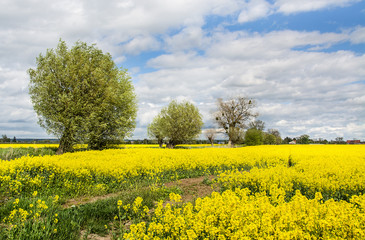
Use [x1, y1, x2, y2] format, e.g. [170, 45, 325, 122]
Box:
[62, 192, 123, 208]
[164, 175, 219, 202]
[80, 230, 111, 240]
[63, 175, 219, 208]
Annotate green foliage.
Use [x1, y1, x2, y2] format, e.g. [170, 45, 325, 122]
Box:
[244, 128, 263, 146]
[151, 100, 204, 148]
[267, 129, 282, 144]
[0, 184, 182, 240]
[297, 134, 310, 144]
[1, 135, 10, 143]
[28, 40, 137, 153]
[147, 116, 164, 147]
[263, 133, 276, 145]
[0, 147, 57, 161]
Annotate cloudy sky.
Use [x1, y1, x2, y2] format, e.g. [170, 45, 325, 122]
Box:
[0, 0, 364, 141]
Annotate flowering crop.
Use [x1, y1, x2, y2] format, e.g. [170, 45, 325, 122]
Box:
[124, 187, 365, 239]
[1, 145, 365, 239]
[217, 145, 365, 201]
[1, 145, 364, 199]
[0, 146, 289, 197]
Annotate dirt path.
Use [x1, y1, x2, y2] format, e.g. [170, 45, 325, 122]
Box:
[64, 175, 219, 240]
[62, 191, 124, 208]
[164, 175, 219, 202]
[63, 175, 219, 208]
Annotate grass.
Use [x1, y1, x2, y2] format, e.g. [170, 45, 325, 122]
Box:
[0, 183, 183, 240]
[0, 147, 57, 161]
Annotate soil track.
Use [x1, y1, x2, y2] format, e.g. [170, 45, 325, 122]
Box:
[64, 175, 219, 240]
[63, 175, 219, 208]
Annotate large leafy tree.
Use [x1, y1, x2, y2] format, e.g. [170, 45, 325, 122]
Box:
[147, 115, 165, 148]
[149, 100, 203, 148]
[214, 96, 258, 146]
[28, 40, 137, 153]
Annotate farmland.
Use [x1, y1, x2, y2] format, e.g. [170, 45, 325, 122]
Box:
[1, 145, 365, 239]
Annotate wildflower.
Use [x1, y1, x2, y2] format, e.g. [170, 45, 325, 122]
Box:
[53, 195, 59, 203]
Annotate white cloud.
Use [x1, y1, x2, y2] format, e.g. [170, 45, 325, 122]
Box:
[0, 0, 364, 141]
[349, 26, 365, 44]
[274, 0, 361, 14]
[238, 0, 273, 23]
[164, 27, 209, 52]
[135, 27, 365, 140]
[122, 35, 161, 55]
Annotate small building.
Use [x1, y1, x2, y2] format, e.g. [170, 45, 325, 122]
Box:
[347, 140, 361, 144]
[289, 139, 296, 144]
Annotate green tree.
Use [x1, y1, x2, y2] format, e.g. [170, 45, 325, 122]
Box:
[283, 137, 293, 144]
[1, 135, 11, 143]
[263, 133, 276, 145]
[244, 128, 263, 146]
[214, 96, 258, 147]
[268, 129, 282, 144]
[28, 40, 137, 153]
[152, 100, 203, 148]
[147, 115, 165, 148]
[297, 134, 310, 144]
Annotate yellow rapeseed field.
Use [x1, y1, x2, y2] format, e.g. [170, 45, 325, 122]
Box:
[124, 188, 365, 239]
[1, 145, 364, 198]
[1, 145, 365, 239]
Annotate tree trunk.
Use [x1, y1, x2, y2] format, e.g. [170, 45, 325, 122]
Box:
[166, 142, 175, 149]
[158, 138, 163, 148]
[56, 130, 74, 154]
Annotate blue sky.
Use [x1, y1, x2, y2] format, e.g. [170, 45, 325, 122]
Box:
[0, 0, 364, 141]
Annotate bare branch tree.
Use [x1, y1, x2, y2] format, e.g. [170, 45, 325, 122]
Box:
[205, 128, 217, 146]
[214, 96, 258, 147]
[249, 119, 265, 131]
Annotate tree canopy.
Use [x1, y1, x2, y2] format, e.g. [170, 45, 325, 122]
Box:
[244, 128, 263, 146]
[148, 100, 203, 148]
[28, 40, 137, 153]
[147, 115, 165, 147]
